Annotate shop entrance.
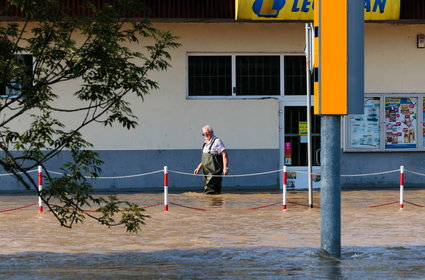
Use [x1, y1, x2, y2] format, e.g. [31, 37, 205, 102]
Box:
[280, 104, 321, 189]
[284, 106, 321, 166]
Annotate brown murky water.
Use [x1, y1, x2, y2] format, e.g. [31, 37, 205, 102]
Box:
[1, 190, 425, 279]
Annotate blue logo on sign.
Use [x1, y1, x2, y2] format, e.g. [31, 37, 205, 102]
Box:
[252, 0, 286, 17]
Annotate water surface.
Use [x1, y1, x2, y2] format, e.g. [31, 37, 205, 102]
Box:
[1, 190, 424, 279]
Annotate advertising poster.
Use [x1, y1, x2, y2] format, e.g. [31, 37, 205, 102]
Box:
[349, 97, 380, 149]
[385, 98, 417, 149]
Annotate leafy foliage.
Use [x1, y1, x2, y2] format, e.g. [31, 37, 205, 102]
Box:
[0, 0, 180, 232]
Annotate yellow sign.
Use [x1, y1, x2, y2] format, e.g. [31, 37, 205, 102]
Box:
[315, 0, 347, 115]
[299, 121, 308, 135]
[313, 0, 365, 115]
[386, 98, 401, 104]
[236, 0, 400, 21]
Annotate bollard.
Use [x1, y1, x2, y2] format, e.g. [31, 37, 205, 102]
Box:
[400, 165, 404, 209]
[38, 165, 43, 213]
[282, 166, 287, 210]
[164, 166, 168, 211]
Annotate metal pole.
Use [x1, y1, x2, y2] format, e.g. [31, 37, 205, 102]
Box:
[305, 23, 314, 208]
[320, 115, 341, 258]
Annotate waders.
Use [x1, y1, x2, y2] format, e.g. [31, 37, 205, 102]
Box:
[201, 152, 223, 194]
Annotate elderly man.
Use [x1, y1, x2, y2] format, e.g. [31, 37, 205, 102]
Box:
[194, 125, 229, 194]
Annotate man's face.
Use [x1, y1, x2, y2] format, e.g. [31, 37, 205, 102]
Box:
[202, 129, 212, 140]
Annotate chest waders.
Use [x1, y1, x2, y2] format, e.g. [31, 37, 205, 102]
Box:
[201, 138, 223, 194]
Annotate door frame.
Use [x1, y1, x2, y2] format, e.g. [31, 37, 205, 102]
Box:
[279, 96, 321, 189]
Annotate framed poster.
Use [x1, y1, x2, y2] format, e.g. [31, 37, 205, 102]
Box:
[385, 97, 417, 149]
[348, 97, 380, 149]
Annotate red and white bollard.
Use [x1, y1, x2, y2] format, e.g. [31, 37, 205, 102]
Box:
[164, 166, 168, 211]
[38, 165, 43, 213]
[400, 165, 404, 209]
[282, 166, 287, 210]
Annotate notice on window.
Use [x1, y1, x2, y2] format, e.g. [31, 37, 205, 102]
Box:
[298, 122, 307, 135]
[348, 97, 380, 149]
[385, 98, 417, 149]
[284, 142, 292, 165]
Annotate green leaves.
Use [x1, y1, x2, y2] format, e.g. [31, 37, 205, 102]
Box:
[0, 0, 180, 232]
[43, 149, 149, 232]
[97, 197, 149, 233]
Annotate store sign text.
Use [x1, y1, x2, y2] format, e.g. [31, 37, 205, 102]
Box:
[236, 0, 400, 20]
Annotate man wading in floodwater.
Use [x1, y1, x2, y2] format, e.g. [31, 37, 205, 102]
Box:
[194, 125, 229, 194]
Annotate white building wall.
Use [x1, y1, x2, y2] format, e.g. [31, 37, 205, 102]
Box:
[365, 23, 425, 93]
[15, 22, 423, 152]
[76, 22, 425, 151]
[75, 22, 306, 151]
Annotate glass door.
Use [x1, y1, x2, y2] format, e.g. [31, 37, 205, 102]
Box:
[279, 105, 321, 190]
[284, 106, 321, 166]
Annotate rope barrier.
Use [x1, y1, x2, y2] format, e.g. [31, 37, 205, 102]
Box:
[140, 202, 163, 209]
[83, 209, 99, 213]
[0, 166, 407, 180]
[3, 199, 425, 214]
[46, 169, 163, 179]
[2, 164, 425, 214]
[168, 169, 283, 178]
[341, 169, 400, 177]
[404, 200, 425, 208]
[405, 169, 425, 177]
[51, 202, 164, 213]
[0, 169, 38, 177]
[364, 201, 399, 208]
[168, 202, 208, 211]
[289, 201, 321, 209]
[45, 170, 63, 176]
[247, 201, 281, 210]
[97, 170, 163, 179]
[0, 203, 37, 213]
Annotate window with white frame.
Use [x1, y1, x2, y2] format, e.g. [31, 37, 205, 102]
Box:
[345, 95, 425, 151]
[0, 54, 33, 98]
[187, 54, 306, 97]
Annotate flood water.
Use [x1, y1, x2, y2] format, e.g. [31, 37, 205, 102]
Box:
[1, 189, 425, 279]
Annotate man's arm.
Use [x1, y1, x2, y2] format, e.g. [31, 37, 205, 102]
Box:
[221, 149, 229, 175]
[194, 162, 202, 174]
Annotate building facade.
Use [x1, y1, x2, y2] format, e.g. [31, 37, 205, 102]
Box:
[1, 0, 425, 191]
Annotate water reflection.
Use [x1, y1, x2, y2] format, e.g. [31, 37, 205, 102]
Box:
[318, 254, 342, 280]
[209, 197, 225, 208]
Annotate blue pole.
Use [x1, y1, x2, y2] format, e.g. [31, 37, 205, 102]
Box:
[320, 115, 341, 258]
